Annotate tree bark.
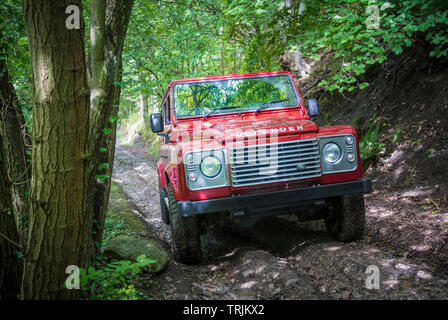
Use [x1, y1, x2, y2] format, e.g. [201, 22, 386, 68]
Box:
[88, 0, 134, 248]
[138, 74, 150, 130]
[0, 136, 22, 300]
[140, 91, 150, 130]
[22, 0, 92, 299]
[0, 43, 31, 248]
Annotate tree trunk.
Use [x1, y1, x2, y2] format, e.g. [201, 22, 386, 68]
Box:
[22, 0, 92, 299]
[140, 91, 150, 130]
[0, 136, 22, 300]
[0, 43, 31, 248]
[88, 0, 134, 248]
[138, 74, 150, 130]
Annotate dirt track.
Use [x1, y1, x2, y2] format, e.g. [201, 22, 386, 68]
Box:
[112, 142, 448, 300]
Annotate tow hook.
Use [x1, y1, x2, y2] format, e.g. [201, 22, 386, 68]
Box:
[230, 209, 245, 217]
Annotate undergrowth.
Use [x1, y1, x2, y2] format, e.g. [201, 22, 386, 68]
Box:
[359, 121, 385, 161]
[80, 255, 155, 300]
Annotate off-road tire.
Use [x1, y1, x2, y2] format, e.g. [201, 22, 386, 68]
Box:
[159, 182, 170, 224]
[324, 193, 365, 242]
[167, 184, 202, 264]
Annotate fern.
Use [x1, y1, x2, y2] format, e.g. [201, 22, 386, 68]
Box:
[359, 124, 385, 160]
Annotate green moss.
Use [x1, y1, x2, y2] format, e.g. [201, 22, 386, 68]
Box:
[103, 183, 149, 246]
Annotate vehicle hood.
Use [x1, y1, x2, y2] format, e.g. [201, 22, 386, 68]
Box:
[209, 117, 318, 134]
[176, 116, 318, 144]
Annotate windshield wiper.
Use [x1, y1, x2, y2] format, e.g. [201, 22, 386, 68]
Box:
[203, 106, 242, 120]
[254, 99, 288, 115]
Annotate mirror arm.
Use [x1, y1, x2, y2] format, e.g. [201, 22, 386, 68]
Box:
[157, 133, 170, 143]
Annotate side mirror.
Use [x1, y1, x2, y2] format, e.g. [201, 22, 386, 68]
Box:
[308, 98, 318, 121]
[150, 113, 164, 133]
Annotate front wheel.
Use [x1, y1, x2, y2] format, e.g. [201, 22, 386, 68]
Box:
[167, 184, 202, 264]
[158, 182, 170, 224]
[324, 193, 365, 242]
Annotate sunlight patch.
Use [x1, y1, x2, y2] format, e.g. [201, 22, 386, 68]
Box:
[240, 281, 257, 289]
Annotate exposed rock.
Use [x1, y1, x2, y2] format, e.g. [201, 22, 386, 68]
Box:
[103, 235, 169, 273]
[279, 48, 313, 79]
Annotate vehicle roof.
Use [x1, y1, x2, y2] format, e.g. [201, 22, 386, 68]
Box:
[168, 71, 295, 88]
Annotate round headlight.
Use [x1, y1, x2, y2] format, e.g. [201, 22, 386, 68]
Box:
[322, 143, 342, 164]
[200, 156, 221, 178]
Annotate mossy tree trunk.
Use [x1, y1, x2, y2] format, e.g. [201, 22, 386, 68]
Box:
[22, 0, 92, 299]
[88, 0, 134, 248]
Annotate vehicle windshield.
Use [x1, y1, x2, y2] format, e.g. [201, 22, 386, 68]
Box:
[173, 74, 300, 118]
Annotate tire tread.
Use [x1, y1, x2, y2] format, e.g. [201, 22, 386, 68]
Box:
[167, 184, 202, 264]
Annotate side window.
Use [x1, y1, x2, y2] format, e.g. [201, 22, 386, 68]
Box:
[165, 96, 171, 124]
[161, 100, 166, 122]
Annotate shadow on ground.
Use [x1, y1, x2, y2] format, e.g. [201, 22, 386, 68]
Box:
[111, 142, 448, 300]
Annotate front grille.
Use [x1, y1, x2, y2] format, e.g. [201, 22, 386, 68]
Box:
[229, 138, 322, 186]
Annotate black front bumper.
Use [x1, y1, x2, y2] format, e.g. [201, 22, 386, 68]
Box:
[177, 178, 372, 217]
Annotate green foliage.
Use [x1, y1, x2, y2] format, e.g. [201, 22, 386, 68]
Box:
[359, 122, 385, 161]
[80, 254, 155, 300]
[88, 182, 158, 300]
[393, 128, 403, 144]
[98, 162, 110, 171]
[103, 215, 136, 246]
[323, 112, 330, 125]
[120, 0, 448, 149]
[148, 137, 160, 158]
[351, 116, 361, 130]
[118, 112, 160, 156]
[95, 174, 110, 182]
[296, 0, 448, 93]
[222, 0, 287, 72]
[103, 128, 113, 135]
[0, 0, 32, 131]
[120, 0, 290, 120]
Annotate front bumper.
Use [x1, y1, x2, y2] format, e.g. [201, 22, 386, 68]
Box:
[176, 178, 372, 217]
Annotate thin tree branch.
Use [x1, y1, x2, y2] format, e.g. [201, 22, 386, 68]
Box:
[0, 230, 22, 248]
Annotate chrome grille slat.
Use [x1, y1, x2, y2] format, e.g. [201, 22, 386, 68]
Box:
[232, 142, 317, 153]
[231, 160, 321, 173]
[232, 170, 322, 183]
[230, 155, 320, 169]
[231, 165, 321, 178]
[232, 146, 318, 158]
[231, 151, 319, 162]
[232, 140, 317, 150]
[230, 138, 322, 186]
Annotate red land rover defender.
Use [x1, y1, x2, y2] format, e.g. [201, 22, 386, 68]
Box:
[150, 71, 372, 264]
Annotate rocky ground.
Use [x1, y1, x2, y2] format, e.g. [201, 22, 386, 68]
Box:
[111, 142, 448, 300]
